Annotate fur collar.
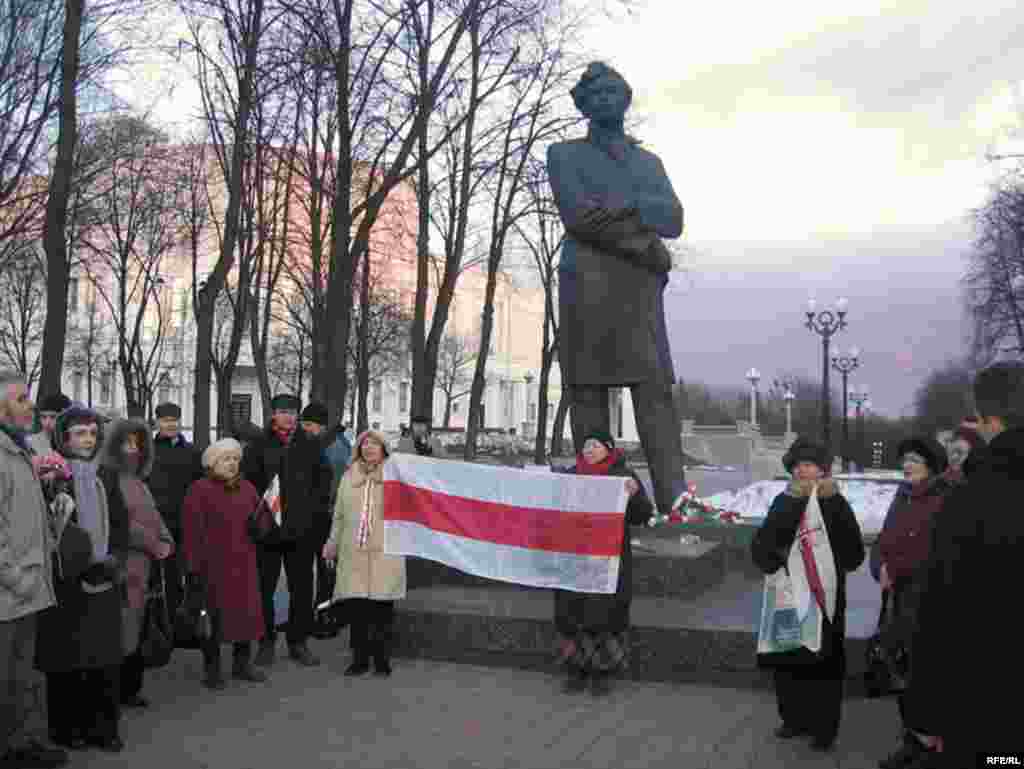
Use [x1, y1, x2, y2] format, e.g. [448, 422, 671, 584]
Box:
[786, 478, 838, 499]
[100, 418, 155, 478]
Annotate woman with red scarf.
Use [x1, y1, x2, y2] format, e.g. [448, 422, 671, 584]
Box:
[553, 430, 653, 695]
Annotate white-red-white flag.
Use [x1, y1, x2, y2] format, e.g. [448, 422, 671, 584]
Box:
[383, 455, 629, 594]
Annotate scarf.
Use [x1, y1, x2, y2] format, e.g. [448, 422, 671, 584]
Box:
[575, 447, 624, 476]
[355, 461, 381, 548]
[70, 459, 107, 561]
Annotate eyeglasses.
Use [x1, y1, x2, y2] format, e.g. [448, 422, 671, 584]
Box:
[68, 427, 98, 438]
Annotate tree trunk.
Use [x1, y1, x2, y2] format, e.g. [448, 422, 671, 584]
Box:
[38, 0, 85, 398]
[550, 388, 569, 458]
[443, 395, 453, 428]
[410, 14, 432, 425]
[534, 336, 557, 465]
[356, 256, 370, 435]
[464, 254, 500, 461]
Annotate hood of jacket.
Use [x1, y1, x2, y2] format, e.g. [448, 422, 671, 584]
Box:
[100, 418, 155, 478]
[786, 477, 838, 499]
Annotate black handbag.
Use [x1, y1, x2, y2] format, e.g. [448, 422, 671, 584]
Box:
[864, 589, 908, 697]
[140, 562, 175, 669]
[173, 574, 212, 649]
[248, 496, 281, 546]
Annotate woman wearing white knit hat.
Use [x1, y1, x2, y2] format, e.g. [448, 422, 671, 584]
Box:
[181, 438, 266, 689]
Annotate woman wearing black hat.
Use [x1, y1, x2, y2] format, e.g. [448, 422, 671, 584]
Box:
[751, 437, 865, 752]
[872, 437, 952, 769]
[552, 430, 653, 695]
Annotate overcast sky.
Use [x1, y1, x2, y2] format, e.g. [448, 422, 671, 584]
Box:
[582, 0, 1024, 416]
[123, 2, 1024, 418]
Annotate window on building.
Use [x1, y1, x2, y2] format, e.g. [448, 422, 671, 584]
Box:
[528, 403, 536, 421]
[453, 401, 460, 415]
[372, 380, 383, 413]
[72, 372, 83, 402]
[399, 382, 409, 414]
[230, 393, 252, 429]
[100, 371, 112, 404]
[68, 277, 79, 314]
[372, 422, 380, 431]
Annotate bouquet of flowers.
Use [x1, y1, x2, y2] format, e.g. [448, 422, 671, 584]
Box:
[648, 482, 743, 527]
[33, 452, 71, 483]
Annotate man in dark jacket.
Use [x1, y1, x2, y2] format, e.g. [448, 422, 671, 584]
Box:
[905, 362, 1024, 767]
[147, 402, 203, 623]
[241, 394, 332, 667]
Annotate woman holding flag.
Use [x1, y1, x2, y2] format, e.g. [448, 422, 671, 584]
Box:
[751, 438, 865, 752]
[553, 430, 653, 696]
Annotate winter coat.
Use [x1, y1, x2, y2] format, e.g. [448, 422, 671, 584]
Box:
[547, 134, 682, 387]
[34, 468, 123, 672]
[99, 419, 174, 653]
[553, 451, 654, 636]
[903, 427, 1024, 761]
[0, 429, 56, 621]
[240, 426, 333, 543]
[147, 434, 203, 537]
[325, 432, 352, 504]
[181, 477, 264, 642]
[876, 476, 952, 583]
[750, 478, 865, 665]
[28, 430, 54, 456]
[328, 459, 406, 601]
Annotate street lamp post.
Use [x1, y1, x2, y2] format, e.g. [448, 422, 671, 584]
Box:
[831, 346, 860, 473]
[805, 297, 848, 461]
[746, 367, 761, 427]
[524, 371, 534, 437]
[850, 385, 870, 472]
[783, 385, 795, 437]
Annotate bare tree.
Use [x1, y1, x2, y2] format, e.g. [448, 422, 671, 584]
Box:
[77, 115, 178, 414]
[63, 288, 114, 406]
[0, 242, 46, 388]
[434, 332, 475, 427]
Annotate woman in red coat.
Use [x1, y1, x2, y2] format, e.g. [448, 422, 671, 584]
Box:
[182, 438, 266, 690]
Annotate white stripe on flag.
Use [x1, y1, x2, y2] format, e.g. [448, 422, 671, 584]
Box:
[386, 520, 620, 594]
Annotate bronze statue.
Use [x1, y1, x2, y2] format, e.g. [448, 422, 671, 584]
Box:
[547, 62, 686, 514]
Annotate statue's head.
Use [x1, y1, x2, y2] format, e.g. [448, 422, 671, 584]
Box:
[570, 62, 633, 122]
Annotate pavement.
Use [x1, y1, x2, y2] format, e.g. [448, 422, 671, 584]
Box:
[66, 638, 904, 769]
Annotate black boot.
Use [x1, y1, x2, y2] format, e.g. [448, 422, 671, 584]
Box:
[232, 643, 268, 683]
[590, 671, 613, 696]
[288, 642, 321, 667]
[562, 664, 587, 693]
[345, 651, 371, 676]
[254, 638, 276, 667]
[203, 653, 226, 691]
[879, 731, 927, 769]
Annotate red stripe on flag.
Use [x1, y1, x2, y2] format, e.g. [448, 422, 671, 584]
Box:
[383, 480, 624, 557]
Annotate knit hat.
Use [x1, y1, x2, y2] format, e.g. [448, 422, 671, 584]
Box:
[38, 393, 71, 414]
[581, 429, 616, 451]
[270, 393, 301, 412]
[896, 436, 949, 476]
[202, 437, 243, 469]
[300, 402, 328, 426]
[355, 430, 390, 461]
[782, 437, 832, 474]
[154, 402, 181, 419]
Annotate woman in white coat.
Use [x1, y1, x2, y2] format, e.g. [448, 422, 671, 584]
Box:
[322, 431, 405, 677]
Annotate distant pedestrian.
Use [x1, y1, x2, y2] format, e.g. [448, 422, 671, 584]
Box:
[553, 430, 653, 695]
[396, 415, 446, 458]
[35, 406, 125, 753]
[28, 393, 71, 456]
[100, 419, 174, 711]
[323, 431, 404, 677]
[241, 394, 333, 668]
[181, 439, 266, 690]
[0, 370, 68, 769]
[751, 437, 865, 752]
[147, 402, 203, 629]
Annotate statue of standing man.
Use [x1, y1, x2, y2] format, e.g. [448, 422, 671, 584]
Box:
[547, 61, 686, 515]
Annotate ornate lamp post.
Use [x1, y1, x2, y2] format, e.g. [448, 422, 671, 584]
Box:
[523, 371, 534, 437]
[745, 367, 761, 426]
[805, 297, 848, 460]
[831, 346, 860, 473]
[783, 384, 795, 437]
[850, 385, 870, 472]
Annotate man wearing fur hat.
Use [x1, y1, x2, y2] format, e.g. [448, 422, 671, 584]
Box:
[28, 393, 71, 456]
[240, 394, 333, 667]
[147, 402, 203, 626]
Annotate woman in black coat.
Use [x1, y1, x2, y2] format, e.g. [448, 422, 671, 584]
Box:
[35, 406, 125, 752]
[553, 430, 653, 696]
[750, 438, 865, 752]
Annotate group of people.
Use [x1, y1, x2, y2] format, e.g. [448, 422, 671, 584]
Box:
[0, 376, 450, 769]
[750, 362, 1023, 767]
